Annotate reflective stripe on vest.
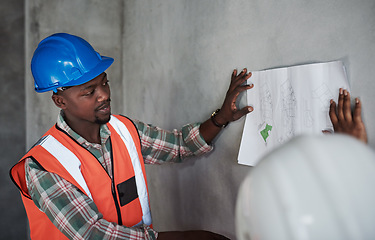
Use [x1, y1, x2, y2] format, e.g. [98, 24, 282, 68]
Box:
[108, 116, 152, 226]
[38, 135, 93, 200]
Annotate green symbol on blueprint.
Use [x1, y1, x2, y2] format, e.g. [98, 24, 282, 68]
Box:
[260, 124, 273, 142]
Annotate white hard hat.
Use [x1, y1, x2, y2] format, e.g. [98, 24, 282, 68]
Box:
[236, 135, 375, 240]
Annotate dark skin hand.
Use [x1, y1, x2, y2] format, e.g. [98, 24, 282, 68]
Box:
[329, 88, 368, 143]
[199, 68, 254, 144]
[157, 230, 230, 240]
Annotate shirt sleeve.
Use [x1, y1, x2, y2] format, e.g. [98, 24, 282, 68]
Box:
[132, 120, 214, 164]
[25, 158, 158, 240]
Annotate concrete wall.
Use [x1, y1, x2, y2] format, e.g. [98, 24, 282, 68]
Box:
[3, 0, 373, 239]
[0, 0, 26, 239]
[123, 1, 375, 238]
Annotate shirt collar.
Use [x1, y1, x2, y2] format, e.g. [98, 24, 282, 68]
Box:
[56, 110, 111, 146]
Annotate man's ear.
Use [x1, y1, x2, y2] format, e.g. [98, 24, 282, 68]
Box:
[52, 93, 67, 109]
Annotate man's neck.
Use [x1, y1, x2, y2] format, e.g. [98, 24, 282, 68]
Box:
[62, 112, 102, 144]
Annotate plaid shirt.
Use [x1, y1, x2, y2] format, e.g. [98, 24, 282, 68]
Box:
[25, 112, 213, 240]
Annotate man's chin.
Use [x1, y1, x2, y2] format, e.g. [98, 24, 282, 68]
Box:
[95, 114, 111, 125]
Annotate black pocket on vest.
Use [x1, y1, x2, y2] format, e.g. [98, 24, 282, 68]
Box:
[117, 176, 138, 206]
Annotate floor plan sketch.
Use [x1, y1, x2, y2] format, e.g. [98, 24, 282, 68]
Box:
[238, 61, 350, 166]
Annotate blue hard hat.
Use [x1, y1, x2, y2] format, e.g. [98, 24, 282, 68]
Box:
[31, 33, 114, 93]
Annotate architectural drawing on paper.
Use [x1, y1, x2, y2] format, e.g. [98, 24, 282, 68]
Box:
[313, 83, 333, 110]
[258, 81, 273, 143]
[238, 61, 350, 166]
[303, 100, 313, 127]
[259, 81, 273, 124]
[279, 79, 296, 143]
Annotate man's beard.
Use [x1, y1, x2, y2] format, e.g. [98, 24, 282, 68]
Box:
[95, 117, 111, 125]
[95, 115, 111, 125]
[94, 98, 111, 124]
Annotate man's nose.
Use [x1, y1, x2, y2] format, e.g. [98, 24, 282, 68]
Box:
[97, 85, 110, 101]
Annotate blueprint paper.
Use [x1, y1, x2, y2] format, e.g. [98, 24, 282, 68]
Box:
[238, 61, 350, 166]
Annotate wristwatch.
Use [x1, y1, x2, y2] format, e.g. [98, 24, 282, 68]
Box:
[211, 109, 229, 128]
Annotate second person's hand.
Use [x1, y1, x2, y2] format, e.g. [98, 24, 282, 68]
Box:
[329, 88, 367, 143]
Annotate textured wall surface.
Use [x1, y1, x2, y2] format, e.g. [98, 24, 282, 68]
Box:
[10, 0, 375, 239]
[122, 0, 375, 238]
[0, 0, 26, 239]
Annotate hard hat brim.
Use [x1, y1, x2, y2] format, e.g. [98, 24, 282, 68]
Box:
[35, 56, 114, 93]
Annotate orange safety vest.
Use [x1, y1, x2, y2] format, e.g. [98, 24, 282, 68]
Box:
[10, 115, 152, 239]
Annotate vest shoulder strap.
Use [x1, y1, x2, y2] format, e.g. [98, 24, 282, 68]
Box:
[37, 134, 93, 199]
[108, 115, 151, 226]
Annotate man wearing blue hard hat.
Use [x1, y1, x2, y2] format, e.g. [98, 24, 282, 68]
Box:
[10, 33, 254, 240]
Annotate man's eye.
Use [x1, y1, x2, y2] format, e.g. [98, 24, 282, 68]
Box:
[84, 90, 94, 96]
[103, 80, 109, 86]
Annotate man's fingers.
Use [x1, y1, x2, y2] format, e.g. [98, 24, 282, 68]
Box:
[343, 90, 353, 122]
[353, 98, 363, 124]
[337, 88, 345, 120]
[237, 83, 254, 93]
[234, 68, 249, 79]
[233, 106, 253, 121]
[235, 69, 248, 83]
[245, 72, 252, 81]
[230, 68, 248, 91]
[329, 99, 338, 127]
[230, 68, 252, 90]
[243, 68, 248, 73]
[231, 69, 237, 82]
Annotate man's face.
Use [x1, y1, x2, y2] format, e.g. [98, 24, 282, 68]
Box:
[54, 72, 111, 126]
